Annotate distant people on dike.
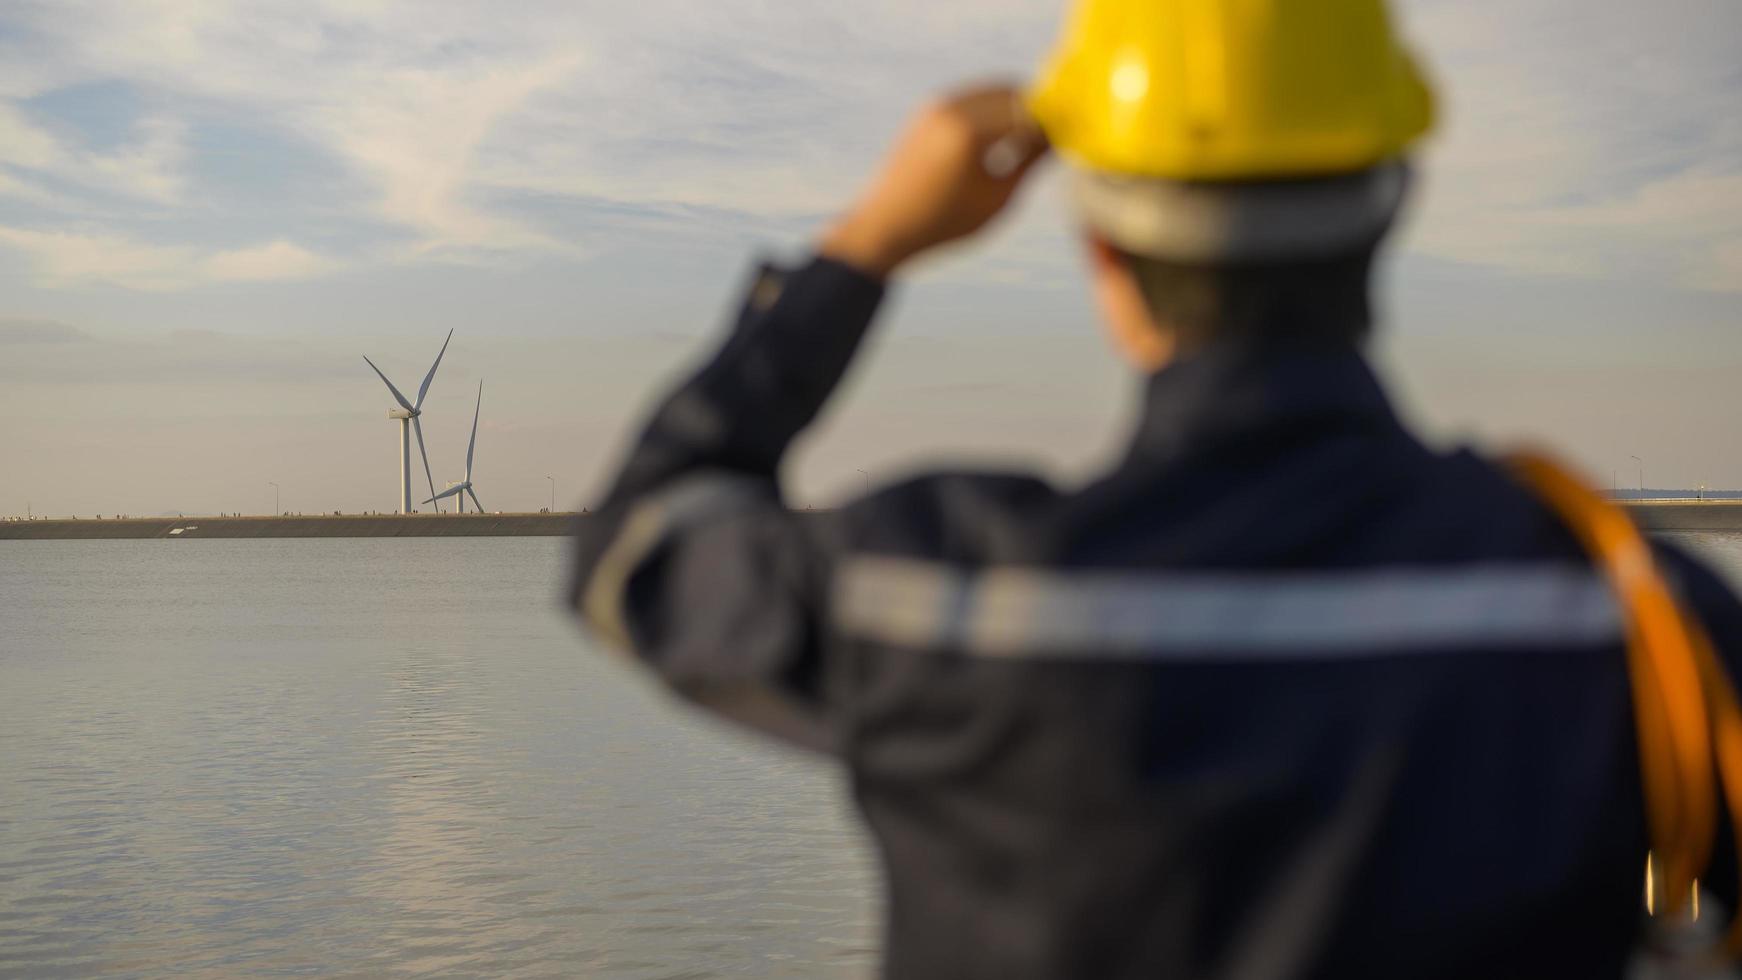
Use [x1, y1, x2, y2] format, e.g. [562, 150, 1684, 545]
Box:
[570, 0, 1742, 977]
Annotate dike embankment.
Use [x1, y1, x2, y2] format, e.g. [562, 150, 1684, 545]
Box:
[4, 503, 1739, 541]
[1628, 502, 1742, 532]
[0, 513, 577, 540]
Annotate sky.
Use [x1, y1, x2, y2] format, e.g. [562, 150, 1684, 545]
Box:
[1, 0, 1738, 518]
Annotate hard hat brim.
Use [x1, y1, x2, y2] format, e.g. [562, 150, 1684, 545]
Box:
[1070, 161, 1411, 263]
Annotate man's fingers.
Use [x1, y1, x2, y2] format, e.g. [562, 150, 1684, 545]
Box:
[968, 85, 1048, 178]
[982, 133, 1047, 178]
[1001, 87, 1045, 143]
[944, 84, 1036, 139]
[982, 135, 1028, 179]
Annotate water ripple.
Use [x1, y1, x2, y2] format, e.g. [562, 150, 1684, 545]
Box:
[1, 538, 877, 978]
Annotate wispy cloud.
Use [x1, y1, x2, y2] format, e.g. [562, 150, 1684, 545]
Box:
[307, 51, 589, 259]
[0, 316, 90, 344]
[0, 0, 1735, 295]
[0, 103, 188, 205]
[201, 239, 333, 282]
[1400, 0, 1742, 292]
[0, 226, 332, 289]
[0, 0, 1059, 289]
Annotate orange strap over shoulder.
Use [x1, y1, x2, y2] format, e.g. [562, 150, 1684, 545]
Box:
[1509, 450, 1742, 955]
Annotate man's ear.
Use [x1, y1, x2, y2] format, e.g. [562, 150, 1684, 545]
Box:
[1083, 233, 1174, 372]
[1084, 234, 1122, 275]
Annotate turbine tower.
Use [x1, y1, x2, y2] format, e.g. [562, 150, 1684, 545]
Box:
[364, 330, 452, 515]
[426, 380, 486, 514]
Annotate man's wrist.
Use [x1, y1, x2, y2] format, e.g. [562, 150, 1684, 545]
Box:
[817, 214, 908, 281]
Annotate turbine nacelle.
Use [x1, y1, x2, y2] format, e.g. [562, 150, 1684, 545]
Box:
[387, 408, 416, 419]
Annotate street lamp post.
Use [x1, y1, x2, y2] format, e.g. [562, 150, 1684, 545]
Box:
[1630, 456, 1643, 494]
[268, 482, 280, 516]
[547, 475, 555, 514]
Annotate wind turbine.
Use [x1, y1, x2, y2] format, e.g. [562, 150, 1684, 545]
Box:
[364, 330, 452, 514]
[425, 380, 486, 514]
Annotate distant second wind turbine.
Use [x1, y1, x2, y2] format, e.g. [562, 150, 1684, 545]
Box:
[426, 380, 486, 514]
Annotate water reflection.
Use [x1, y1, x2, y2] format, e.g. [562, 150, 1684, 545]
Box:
[0, 539, 876, 978]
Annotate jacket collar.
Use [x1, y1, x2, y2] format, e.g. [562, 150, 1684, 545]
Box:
[1125, 340, 1402, 464]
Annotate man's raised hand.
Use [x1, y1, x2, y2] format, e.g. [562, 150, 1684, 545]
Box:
[820, 85, 1048, 279]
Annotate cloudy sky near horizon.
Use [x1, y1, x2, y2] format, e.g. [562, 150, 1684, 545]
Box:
[1, 0, 1739, 518]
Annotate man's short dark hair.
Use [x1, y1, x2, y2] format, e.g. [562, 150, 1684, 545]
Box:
[1124, 239, 1380, 349]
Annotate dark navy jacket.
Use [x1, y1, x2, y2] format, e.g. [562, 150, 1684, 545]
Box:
[570, 256, 1742, 979]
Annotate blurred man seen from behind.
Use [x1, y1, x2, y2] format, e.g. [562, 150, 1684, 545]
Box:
[571, 0, 1742, 976]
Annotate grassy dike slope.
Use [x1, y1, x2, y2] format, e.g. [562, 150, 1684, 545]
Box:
[0, 513, 577, 539]
[3, 503, 1739, 540]
[1630, 502, 1742, 532]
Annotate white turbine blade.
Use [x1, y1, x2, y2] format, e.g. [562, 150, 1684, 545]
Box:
[412, 415, 441, 512]
[413, 329, 453, 411]
[465, 380, 482, 482]
[466, 486, 484, 514]
[423, 485, 465, 504]
[363, 355, 415, 412]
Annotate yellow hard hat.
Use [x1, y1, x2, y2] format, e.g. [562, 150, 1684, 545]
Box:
[1028, 0, 1436, 181]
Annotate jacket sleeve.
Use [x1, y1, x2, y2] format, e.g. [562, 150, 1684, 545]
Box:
[568, 255, 885, 752]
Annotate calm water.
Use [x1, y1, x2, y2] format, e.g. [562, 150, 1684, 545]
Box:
[6, 533, 1742, 979]
[0, 538, 877, 979]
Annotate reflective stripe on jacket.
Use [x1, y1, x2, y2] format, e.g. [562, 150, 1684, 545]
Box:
[569, 255, 1742, 980]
